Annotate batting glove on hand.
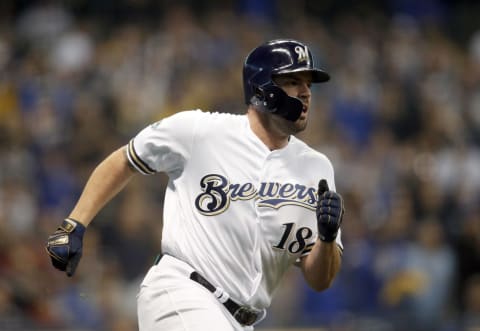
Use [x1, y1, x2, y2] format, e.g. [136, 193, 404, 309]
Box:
[46, 218, 86, 277]
[316, 179, 344, 242]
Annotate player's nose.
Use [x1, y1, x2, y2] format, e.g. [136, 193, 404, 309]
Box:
[298, 82, 311, 100]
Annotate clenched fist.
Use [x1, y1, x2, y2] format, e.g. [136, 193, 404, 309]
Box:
[45, 218, 86, 277]
[316, 179, 344, 242]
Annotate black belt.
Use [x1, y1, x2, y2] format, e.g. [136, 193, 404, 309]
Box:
[153, 254, 262, 326]
[190, 271, 262, 326]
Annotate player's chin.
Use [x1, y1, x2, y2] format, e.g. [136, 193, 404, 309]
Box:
[296, 112, 308, 127]
[295, 119, 308, 132]
[289, 117, 308, 134]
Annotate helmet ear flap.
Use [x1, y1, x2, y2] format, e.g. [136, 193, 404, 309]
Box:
[255, 85, 282, 110]
[253, 84, 303, 122]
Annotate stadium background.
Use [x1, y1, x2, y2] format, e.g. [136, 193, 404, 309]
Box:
[0, 0, 480, 330]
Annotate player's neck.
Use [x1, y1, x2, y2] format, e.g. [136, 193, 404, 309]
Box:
[247, 109, 290, 151]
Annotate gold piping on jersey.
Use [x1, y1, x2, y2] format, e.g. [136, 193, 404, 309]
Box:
[127, 140, 156, 175]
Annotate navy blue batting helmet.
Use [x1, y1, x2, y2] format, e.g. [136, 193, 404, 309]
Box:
[243, 39, 330, 121]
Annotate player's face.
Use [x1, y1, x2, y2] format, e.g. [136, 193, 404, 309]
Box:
[273, 72, 313, 134]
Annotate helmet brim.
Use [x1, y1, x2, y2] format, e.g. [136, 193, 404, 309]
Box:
[274, 68, 330, 83]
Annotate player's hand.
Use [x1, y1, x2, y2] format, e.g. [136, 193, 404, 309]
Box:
[45, 218, 86, 277]
[316, 179, 344, 242]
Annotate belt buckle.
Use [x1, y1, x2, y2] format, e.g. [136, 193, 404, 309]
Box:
[233, 306, 260, 326]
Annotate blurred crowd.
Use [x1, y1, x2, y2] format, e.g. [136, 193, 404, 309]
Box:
[0, 1, 479, 331]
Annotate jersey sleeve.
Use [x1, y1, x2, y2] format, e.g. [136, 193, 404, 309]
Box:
[126, 110, 203, 175]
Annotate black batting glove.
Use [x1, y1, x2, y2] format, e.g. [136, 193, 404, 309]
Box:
[316, 179, 345, 242]
[45, 218, 86, 277]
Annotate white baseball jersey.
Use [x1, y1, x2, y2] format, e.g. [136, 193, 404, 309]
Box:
[126, 110, 342, 310]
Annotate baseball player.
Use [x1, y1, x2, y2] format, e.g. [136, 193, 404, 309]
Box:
[46, 39, 345, 331]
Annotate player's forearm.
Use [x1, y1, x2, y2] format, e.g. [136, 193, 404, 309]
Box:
[69, 146, 136, 227]
[301, 240, 341, 291]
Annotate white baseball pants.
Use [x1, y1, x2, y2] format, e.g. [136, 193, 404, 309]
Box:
[137, 255, 253, 331]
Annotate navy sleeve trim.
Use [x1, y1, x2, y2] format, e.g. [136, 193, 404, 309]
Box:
[126, 140, 156, 175]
